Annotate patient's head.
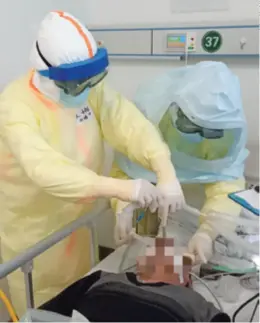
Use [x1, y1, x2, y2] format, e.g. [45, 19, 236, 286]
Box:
[137, 238, 194, 286]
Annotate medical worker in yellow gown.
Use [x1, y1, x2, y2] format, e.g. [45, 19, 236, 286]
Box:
[115, 61, 249, 267]
[0, 11, 184, 315]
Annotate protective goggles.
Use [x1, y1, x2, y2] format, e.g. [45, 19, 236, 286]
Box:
[54, 69, 108, 96]
[174, 108, 224, 139]
[36, 41, 109, 82]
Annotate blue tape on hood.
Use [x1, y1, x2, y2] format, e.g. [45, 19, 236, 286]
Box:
[38, 48, 109, 81]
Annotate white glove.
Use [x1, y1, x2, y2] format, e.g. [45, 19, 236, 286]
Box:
[188, 231, 213, 264]
[114, 179, 163, 247]
[114, 208, 134, 247]
[132, 179, 163, 210]
[157, 180, 185, 226]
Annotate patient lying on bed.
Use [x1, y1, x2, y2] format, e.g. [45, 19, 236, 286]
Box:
[136, 237, 194, 286]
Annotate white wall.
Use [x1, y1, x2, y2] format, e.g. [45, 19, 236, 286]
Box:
[88, 0, 258, 25]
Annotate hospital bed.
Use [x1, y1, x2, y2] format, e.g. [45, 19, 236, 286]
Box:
[0, 200, 259, 322]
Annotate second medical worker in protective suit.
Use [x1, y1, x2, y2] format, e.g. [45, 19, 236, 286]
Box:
[115, 61, 250, 267]
[0, 11, 184, 315]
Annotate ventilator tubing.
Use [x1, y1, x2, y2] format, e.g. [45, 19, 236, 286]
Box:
[183, 205, 259, 258]
[208, 219, 259, 256]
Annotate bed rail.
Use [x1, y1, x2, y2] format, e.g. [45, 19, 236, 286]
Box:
[0, 199, 109, 309]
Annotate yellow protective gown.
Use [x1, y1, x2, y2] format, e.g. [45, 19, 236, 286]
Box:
[110, 109, 246, 237]
[0, 71, 170, 316]
[111, 167, 245, 237]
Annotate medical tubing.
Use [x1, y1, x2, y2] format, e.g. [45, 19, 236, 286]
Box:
[118, 203, 258, 272]
[118, 224, 233, 314]
[207, 220, 259, 255]
[119, 264, 223, 313]
[232, 293, 259, 322]
[189, 272, 223, 312]
[200, 272, 259, 287]
[249, 299, 259, 322]
[183, 204, 259, 254]
[0, 290, 18, 322]
[239, 273, 259, 290]
[117, 203, 258, 320]
[118, 204, 200, 273]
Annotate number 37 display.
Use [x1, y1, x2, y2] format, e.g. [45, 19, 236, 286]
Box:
[201, 30, 222, 53]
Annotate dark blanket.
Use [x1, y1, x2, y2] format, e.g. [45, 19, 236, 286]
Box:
[41, 270, 230, 322]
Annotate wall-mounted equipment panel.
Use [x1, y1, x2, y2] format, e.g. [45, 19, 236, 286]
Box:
[91, 30, 152, 55]
[90, 21, 259, 57]
[153, 26, 258, 56]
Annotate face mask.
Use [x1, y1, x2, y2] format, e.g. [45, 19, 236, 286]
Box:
[60, 88, 90, 108]
[180, 132, 204, 143]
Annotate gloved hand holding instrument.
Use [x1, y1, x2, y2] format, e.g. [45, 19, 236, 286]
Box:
[186, 205, 259, 266]
[114, 148, 186, 246]
[115, 176, 175, 246]
[110, 178, 164, 208]
[156, 180, 185, 227]
[114, 178, 185, 248]
[115, 200, 259, 276]
[114, 203, 138, 247]
[152, 157, 186, 227]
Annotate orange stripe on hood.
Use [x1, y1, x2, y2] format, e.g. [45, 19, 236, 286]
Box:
[54, 11, 94, 58]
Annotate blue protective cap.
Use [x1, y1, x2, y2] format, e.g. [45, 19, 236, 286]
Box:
[38, 47, 109, 81]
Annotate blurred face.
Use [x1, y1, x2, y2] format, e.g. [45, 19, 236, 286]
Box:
[136, 238, 193, 286]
